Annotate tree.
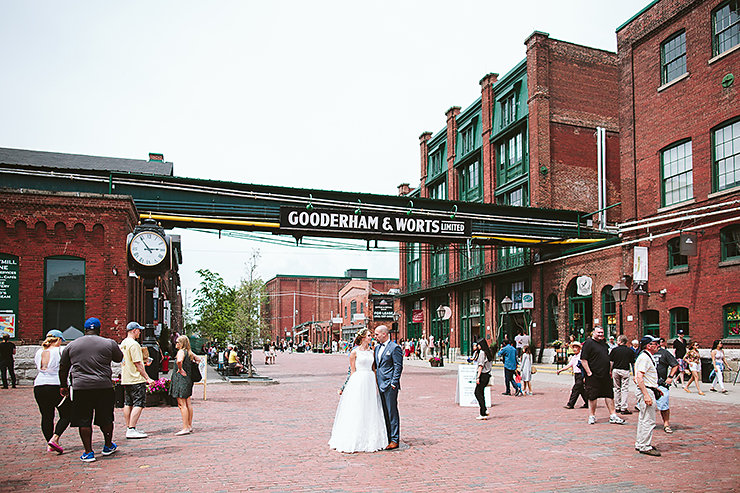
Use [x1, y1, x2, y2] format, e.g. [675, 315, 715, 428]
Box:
[192, 268, 236, 342]
[232, 251, 267, 377]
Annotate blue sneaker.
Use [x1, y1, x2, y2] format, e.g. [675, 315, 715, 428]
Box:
[102, 443, 117, 456]
[80, 451, 96, 462]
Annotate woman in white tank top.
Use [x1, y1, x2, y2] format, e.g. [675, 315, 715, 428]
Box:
[33, 330, 71, 454]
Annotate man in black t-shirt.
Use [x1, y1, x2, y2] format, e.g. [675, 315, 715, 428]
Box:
[0, 333, 17, 389]
[672, 330, 687, 387]
[610, 335, 635, 415]
[653, 338, 679, 433]
[581, 327, 626, 425]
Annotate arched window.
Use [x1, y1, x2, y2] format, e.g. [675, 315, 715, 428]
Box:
[44, 256, 85, 338]
[641, 310, 660, 337]
[667, 237, 688, 270]
[669, 307, 689, 337]
[567, 278, 593, 341]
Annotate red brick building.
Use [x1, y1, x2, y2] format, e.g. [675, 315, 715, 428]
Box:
[616, 0, 740, 344]
[397, 0, 740, 354]
[263, 269, 398, 346]
[0, 149, 182, 343]
[398, 33, 622, 356]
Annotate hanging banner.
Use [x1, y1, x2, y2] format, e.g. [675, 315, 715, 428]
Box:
[0, 254, 19, 338]
[633, 246, 649, 282]
[412, 309, 424, 323]
[279, 207, 471, 242]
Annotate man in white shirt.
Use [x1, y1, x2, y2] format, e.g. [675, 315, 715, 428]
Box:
[634, 335, 661, 456]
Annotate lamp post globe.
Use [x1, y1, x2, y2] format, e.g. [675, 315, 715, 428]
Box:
[611, 278, 629, 335]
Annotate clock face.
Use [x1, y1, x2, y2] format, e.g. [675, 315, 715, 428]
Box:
[130, 231, 168, 267]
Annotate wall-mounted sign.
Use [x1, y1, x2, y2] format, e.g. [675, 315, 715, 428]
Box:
[371, 294, 395, 320]
[412, 309, 423, 323]
[522, 293, 534, 309]
[576, 276, 592, 296]
[279, 207, 472, 242]
[0, 254, 19, 338]
[680, 232, 697, 256]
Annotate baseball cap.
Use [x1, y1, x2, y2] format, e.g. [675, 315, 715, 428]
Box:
[677, 329, 684, 335]
[640, 335, 660, 345]
[84, 317, 101, 331]
[126, 321, 144, 332]
[46, 329, 65, 341]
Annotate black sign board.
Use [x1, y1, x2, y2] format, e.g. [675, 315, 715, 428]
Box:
[280, 207, 471, 242]
[371, 294, 395, 321]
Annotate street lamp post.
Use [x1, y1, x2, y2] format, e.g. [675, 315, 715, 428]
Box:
[500, 296, 513, 345]
[611, 278, 629, 336]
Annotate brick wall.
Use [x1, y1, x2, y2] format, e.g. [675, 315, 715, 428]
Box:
[0, 189, 138, 341]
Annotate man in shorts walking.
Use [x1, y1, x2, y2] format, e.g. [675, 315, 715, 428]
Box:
[580, 326, 626, 425]
[59, 317, 124, 462]
[120, 321, 154, 439]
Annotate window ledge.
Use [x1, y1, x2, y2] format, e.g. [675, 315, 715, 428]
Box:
[708, 44, 740, 65]
[658, 198, 695, 213]
[719, 258, 740, 268]
[708, 185, 740, 199]
[658, 72, 690, 93]
[666, 266, 689, 275]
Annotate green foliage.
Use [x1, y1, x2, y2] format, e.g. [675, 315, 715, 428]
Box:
[193, 268, 237, 342]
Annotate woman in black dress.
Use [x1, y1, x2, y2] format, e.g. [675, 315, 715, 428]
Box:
[170, 335, 201, 435]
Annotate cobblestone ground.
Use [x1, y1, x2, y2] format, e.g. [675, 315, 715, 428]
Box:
[1, 351, 738, 492]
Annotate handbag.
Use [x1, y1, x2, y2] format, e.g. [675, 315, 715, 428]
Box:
[531, 366, 537, 374]
[190, 359, 202, 382]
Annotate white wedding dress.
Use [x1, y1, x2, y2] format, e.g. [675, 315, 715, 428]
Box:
[328, 348, 389, 453]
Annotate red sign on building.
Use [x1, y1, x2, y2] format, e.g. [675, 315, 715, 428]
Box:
[412, 309, 423, 323]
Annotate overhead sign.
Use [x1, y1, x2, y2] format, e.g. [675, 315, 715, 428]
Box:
[279, 207, 472, 242]
[371, 294, 395, 321]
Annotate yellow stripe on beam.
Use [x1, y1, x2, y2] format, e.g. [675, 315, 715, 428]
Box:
[141, 213, 280, 229]
[471, 235, 605, 245]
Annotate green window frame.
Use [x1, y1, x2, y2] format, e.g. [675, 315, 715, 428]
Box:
[501, 93, 518, 127]
[430, 245, 448, 287]
[667, 237, 688, 269]
[642, 310, 660, 337]
[661, 140, 693, 207]
[497, 246, 527, 271]
[429, 179, 447, 200]
[669, 307, 689, 338]
[459, 124, 476, 156]
[460, 289, 483, 356]
[350, 300, 357, 316]
[720, 224, 740, 261]
[406, 243, 421, 290]
[459, 160, 482, 202]
[712, 118, 740, 192]
[724, 303, 740, 337]
[601, 286, 617, 338]
[713, 0, 739, 56]
[44, 256, 85, 336]
[428, 145, 446, 179]
[406, 300, 422, 340]
[496, 128, 527, 185]
[460, 243, 485, 279]
[547, 294, 559, 343]
[660, 30, 686, 85]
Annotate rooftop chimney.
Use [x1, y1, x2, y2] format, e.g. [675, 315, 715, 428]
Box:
[148, 153, 164, 162]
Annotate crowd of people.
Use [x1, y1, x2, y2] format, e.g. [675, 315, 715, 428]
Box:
[23, 317, 202, 463]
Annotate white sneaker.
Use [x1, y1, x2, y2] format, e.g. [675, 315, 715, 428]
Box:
[126, 428, 148, 439]
[475, 415, 488, 420]
[609, 414, 626, 425]
[588, 415, 596, 425]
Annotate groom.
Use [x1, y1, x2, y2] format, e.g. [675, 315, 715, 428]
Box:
[374, 325, 403, 450]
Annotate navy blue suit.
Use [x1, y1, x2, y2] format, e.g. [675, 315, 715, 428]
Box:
[375, 340, 403, 443]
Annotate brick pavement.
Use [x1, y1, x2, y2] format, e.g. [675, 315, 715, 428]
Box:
[1, 351, 738, 492]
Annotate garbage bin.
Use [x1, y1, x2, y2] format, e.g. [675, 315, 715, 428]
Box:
[700, 357, 714, 383]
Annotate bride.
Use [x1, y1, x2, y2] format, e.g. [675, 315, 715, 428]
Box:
[328, 327, 389, 453]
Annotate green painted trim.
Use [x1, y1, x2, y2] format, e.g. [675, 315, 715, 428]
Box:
[268, 274, 398, 281]
[616, 0, 661, 33]
[492, 58, 527, 90]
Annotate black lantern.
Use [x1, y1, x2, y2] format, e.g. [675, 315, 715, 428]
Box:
[611, 278, 629, 335]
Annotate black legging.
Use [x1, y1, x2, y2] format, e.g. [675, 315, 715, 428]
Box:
[475, 372, 491, 416]
[33, 385, 71, 442]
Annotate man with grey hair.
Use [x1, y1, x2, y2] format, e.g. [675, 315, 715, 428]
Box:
[374, 325, 403, 450]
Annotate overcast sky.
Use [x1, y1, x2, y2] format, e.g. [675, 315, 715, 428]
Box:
[1, 0, 649, 298]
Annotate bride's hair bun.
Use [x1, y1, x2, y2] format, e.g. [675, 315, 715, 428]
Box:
[353, 327, 371, 347]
